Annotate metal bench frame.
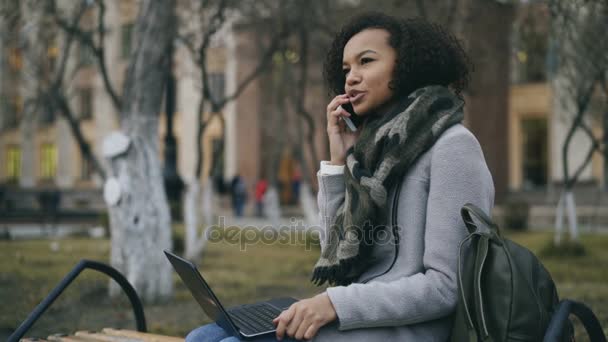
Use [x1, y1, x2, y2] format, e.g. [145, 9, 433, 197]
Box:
[9, 259, 146, 342]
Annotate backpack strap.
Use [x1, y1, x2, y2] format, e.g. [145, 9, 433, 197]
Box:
[473, 234, 491, 341]
[543, 300, 606, 342]
[461, 203, 500, 236]
[457, 233, 492, 342]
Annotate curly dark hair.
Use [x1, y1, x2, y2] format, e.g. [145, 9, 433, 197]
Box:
[324, 12, 472, 100]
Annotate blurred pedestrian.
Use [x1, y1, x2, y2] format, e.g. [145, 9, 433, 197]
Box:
[291, 165, 301, 205]
[254, 178, 268, 217]
[230, 175, 247, 217]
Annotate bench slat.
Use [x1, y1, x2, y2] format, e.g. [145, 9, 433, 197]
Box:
[47, 334, 94, 342]
[101, 329, 184, 342]
[73, 331, 141, 342]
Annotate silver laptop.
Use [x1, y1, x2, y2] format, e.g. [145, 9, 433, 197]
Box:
[164, 250, 298, 339]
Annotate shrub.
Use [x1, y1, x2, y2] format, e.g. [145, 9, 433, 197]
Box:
[504, 200, 530, 231]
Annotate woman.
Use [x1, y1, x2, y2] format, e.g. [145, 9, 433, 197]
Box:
[186, 12, 494, 342]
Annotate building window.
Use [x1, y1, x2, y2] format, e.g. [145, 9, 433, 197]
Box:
[40, 143, 57, 181]
[79, 88, 93, 120]
[6, 145, 21, 182]
[121, 23, 134, 59]
[521, 117, 548, 189]
[208, 73, 225, 103]
[1, 94, 22, 129]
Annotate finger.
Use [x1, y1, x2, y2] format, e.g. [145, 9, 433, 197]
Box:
[275, 309, 295, 340]
[326, 94, 349, 113]
[294, 317, 312, 340]
[328, 106, 351, 128]
[303, 323, 319, 341]
[286, 309, 304, 337]
[327, 97, 351, 119]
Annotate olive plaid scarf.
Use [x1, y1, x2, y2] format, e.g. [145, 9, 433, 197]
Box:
[311, 85, 464, 286]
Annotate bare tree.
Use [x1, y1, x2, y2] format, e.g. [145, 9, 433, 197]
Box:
[177, 0, 289, 260]
[273, 1, 335, 226]
[22, 0, 178, 301]
[549, 0, 607, 245]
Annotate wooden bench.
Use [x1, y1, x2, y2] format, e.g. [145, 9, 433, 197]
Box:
[20, 328, 184, 342]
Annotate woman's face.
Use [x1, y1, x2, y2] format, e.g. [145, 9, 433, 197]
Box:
[342, 28, 397, 116]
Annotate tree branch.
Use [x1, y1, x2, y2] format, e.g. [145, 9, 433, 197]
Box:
[92, 0, 122, 111]
[51, 90, 106, 180]
[218, 27, 289, 107]
[561, 77, 599, 189]
[52, 0, 122, 111]
[49, 1, 88, 90]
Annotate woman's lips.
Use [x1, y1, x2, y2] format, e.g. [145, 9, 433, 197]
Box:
[349, 92, 365, 104]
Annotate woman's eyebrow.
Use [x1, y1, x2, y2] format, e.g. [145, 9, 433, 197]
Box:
[343, 49, 378, 66]
[356, 49, 378, 58]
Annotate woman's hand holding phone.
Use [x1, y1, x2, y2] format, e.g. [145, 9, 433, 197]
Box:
[326, 94, 360, 166]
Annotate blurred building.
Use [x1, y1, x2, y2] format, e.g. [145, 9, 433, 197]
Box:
[0, 1, 226, 218]
[1, 1, 605, 225]
[508, 3, 605, 194]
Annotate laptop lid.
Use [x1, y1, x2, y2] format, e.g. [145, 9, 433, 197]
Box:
[163, 250, 240, 336]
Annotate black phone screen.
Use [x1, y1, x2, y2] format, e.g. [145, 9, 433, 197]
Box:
[342, 102, 364, 127]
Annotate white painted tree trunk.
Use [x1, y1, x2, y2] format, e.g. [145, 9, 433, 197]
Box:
[106, 132, 173, 302]
[184, 179, 201, 259]
[299, 182, 318, 227]
[565, 191, 579, 241]
[263, 186, 282, 228]
[201, 178, 216, 226]
[105, 0, 175, 303]
[183, 178, 215, 260]
[554, 190, 579, 245]
[554, 192, 564, 245]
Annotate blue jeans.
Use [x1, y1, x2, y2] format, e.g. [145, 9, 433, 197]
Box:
[185, 323, 301, 342]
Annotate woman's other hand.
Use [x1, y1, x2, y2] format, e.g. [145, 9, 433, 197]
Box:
[273, 292, 337, 341]
[327, 95, 360, 166]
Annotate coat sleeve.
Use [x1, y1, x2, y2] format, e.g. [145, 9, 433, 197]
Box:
[325, 129, 495, 331]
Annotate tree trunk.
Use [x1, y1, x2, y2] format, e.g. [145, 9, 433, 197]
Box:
[263, 186, 282, 227]
[201, 178, 216, 227]
[565, 190, 579, 241]
[299, 182, 318, 226]
[604, 107, 608, 190]
[554, 191, 565, 245]
[183, 179, 211, 260]
[554, 189, 579, 245]
[183, 177, 214, 260]
[106, 0, 175, 303]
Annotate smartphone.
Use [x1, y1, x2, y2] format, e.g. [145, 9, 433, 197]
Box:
[339, 101, 361, 132]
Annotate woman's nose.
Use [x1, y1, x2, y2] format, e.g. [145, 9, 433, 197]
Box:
[345, 70, 361, 86]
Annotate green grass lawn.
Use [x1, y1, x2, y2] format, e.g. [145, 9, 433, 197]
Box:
[1, 230, 606, 340]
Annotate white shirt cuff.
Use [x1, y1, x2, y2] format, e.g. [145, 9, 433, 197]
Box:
[319, 161, 345, 175]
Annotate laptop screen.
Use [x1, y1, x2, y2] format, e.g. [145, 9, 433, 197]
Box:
[164, 250, 238, 335]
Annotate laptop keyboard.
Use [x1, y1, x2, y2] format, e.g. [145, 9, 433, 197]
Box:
[228, 302, 282, 335]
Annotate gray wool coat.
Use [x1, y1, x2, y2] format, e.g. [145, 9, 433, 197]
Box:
[311, 124, 495, 342]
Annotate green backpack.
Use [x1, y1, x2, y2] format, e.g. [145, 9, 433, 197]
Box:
[450, 203, 572, 342]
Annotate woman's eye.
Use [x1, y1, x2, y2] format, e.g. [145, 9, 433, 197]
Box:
[361, 57, 373, 64]
[342, 69, 350, 75]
